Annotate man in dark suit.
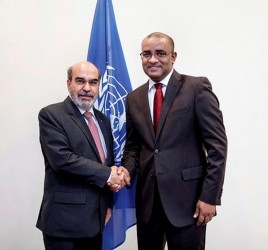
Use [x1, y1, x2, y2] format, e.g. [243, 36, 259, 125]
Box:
[122, 32, 227, 249]
[36, 61, 129, 250]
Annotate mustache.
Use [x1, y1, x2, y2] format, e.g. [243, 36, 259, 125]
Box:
[78, 93, 95, 98]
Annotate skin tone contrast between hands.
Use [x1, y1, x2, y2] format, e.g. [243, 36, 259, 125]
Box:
[107, 166, 216, 227]
[68, 61, 215, 227]
[107, 166, 131, 192]
[107, 163, 216, 227]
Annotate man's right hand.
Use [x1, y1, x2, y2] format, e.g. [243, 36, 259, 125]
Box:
[117, 166, 131, 186]
[107, 166, 131, 192]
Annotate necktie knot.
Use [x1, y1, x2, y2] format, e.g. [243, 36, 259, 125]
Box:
[155, 83, 162, 90]
[84, 111, 92, 120]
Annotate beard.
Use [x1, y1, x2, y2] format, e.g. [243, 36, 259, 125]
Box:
[70, 92, 96, 111]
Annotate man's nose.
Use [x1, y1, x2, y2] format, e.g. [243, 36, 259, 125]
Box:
[83, 82, 92, 91]
[149, 54, 159, 62]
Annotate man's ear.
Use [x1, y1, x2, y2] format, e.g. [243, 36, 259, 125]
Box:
[67, 80, 71, 90]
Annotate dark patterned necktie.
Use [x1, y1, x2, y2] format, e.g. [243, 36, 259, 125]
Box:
[153, 83, 163, 133]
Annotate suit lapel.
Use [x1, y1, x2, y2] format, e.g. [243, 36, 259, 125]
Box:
[156, 71, 182, 138]
[139, 82, 155, 140]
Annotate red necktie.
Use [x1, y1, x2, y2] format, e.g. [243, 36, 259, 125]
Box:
[153, 83, 163, 133]
[84, 112, 105, 164]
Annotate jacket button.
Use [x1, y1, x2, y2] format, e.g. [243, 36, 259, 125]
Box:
[155, 149, 159, 154]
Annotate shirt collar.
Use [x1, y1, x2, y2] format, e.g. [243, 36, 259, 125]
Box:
[148, 69, 174, 91]
[77, 106, 95, 117]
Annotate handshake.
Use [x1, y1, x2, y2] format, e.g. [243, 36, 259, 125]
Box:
[107, 166, 131, 192]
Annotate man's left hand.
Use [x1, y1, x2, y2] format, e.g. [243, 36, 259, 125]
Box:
[193, 200, 216, 226]
[105, 208, 112, 225]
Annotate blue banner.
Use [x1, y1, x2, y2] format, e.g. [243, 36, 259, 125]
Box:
[87, 0, 136, 249]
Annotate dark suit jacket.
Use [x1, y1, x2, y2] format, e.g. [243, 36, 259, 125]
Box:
[36, 96, 114, 238]
[122, 70, 227, 227]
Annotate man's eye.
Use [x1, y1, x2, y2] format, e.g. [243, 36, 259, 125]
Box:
[89, 80, 98, 85]
[156, 51, 167, 57]
[143, 53, 152, 58]
[76, 79, 84, 84]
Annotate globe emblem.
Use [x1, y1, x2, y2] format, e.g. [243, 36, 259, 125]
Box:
[96, 65, 128, 164]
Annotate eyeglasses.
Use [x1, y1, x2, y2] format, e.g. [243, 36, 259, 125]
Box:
[140, 51, 173, 60]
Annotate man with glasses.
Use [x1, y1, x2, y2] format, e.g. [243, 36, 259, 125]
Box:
[122, 32, 227, 249]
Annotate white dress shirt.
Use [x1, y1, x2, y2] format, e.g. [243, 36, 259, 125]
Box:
[147, 69, 174, 122]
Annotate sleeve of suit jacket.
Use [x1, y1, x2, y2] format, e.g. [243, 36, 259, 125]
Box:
[195, 77, 227, 205]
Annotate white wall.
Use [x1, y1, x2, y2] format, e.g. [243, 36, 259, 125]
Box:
[1, 0, 268, 249]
